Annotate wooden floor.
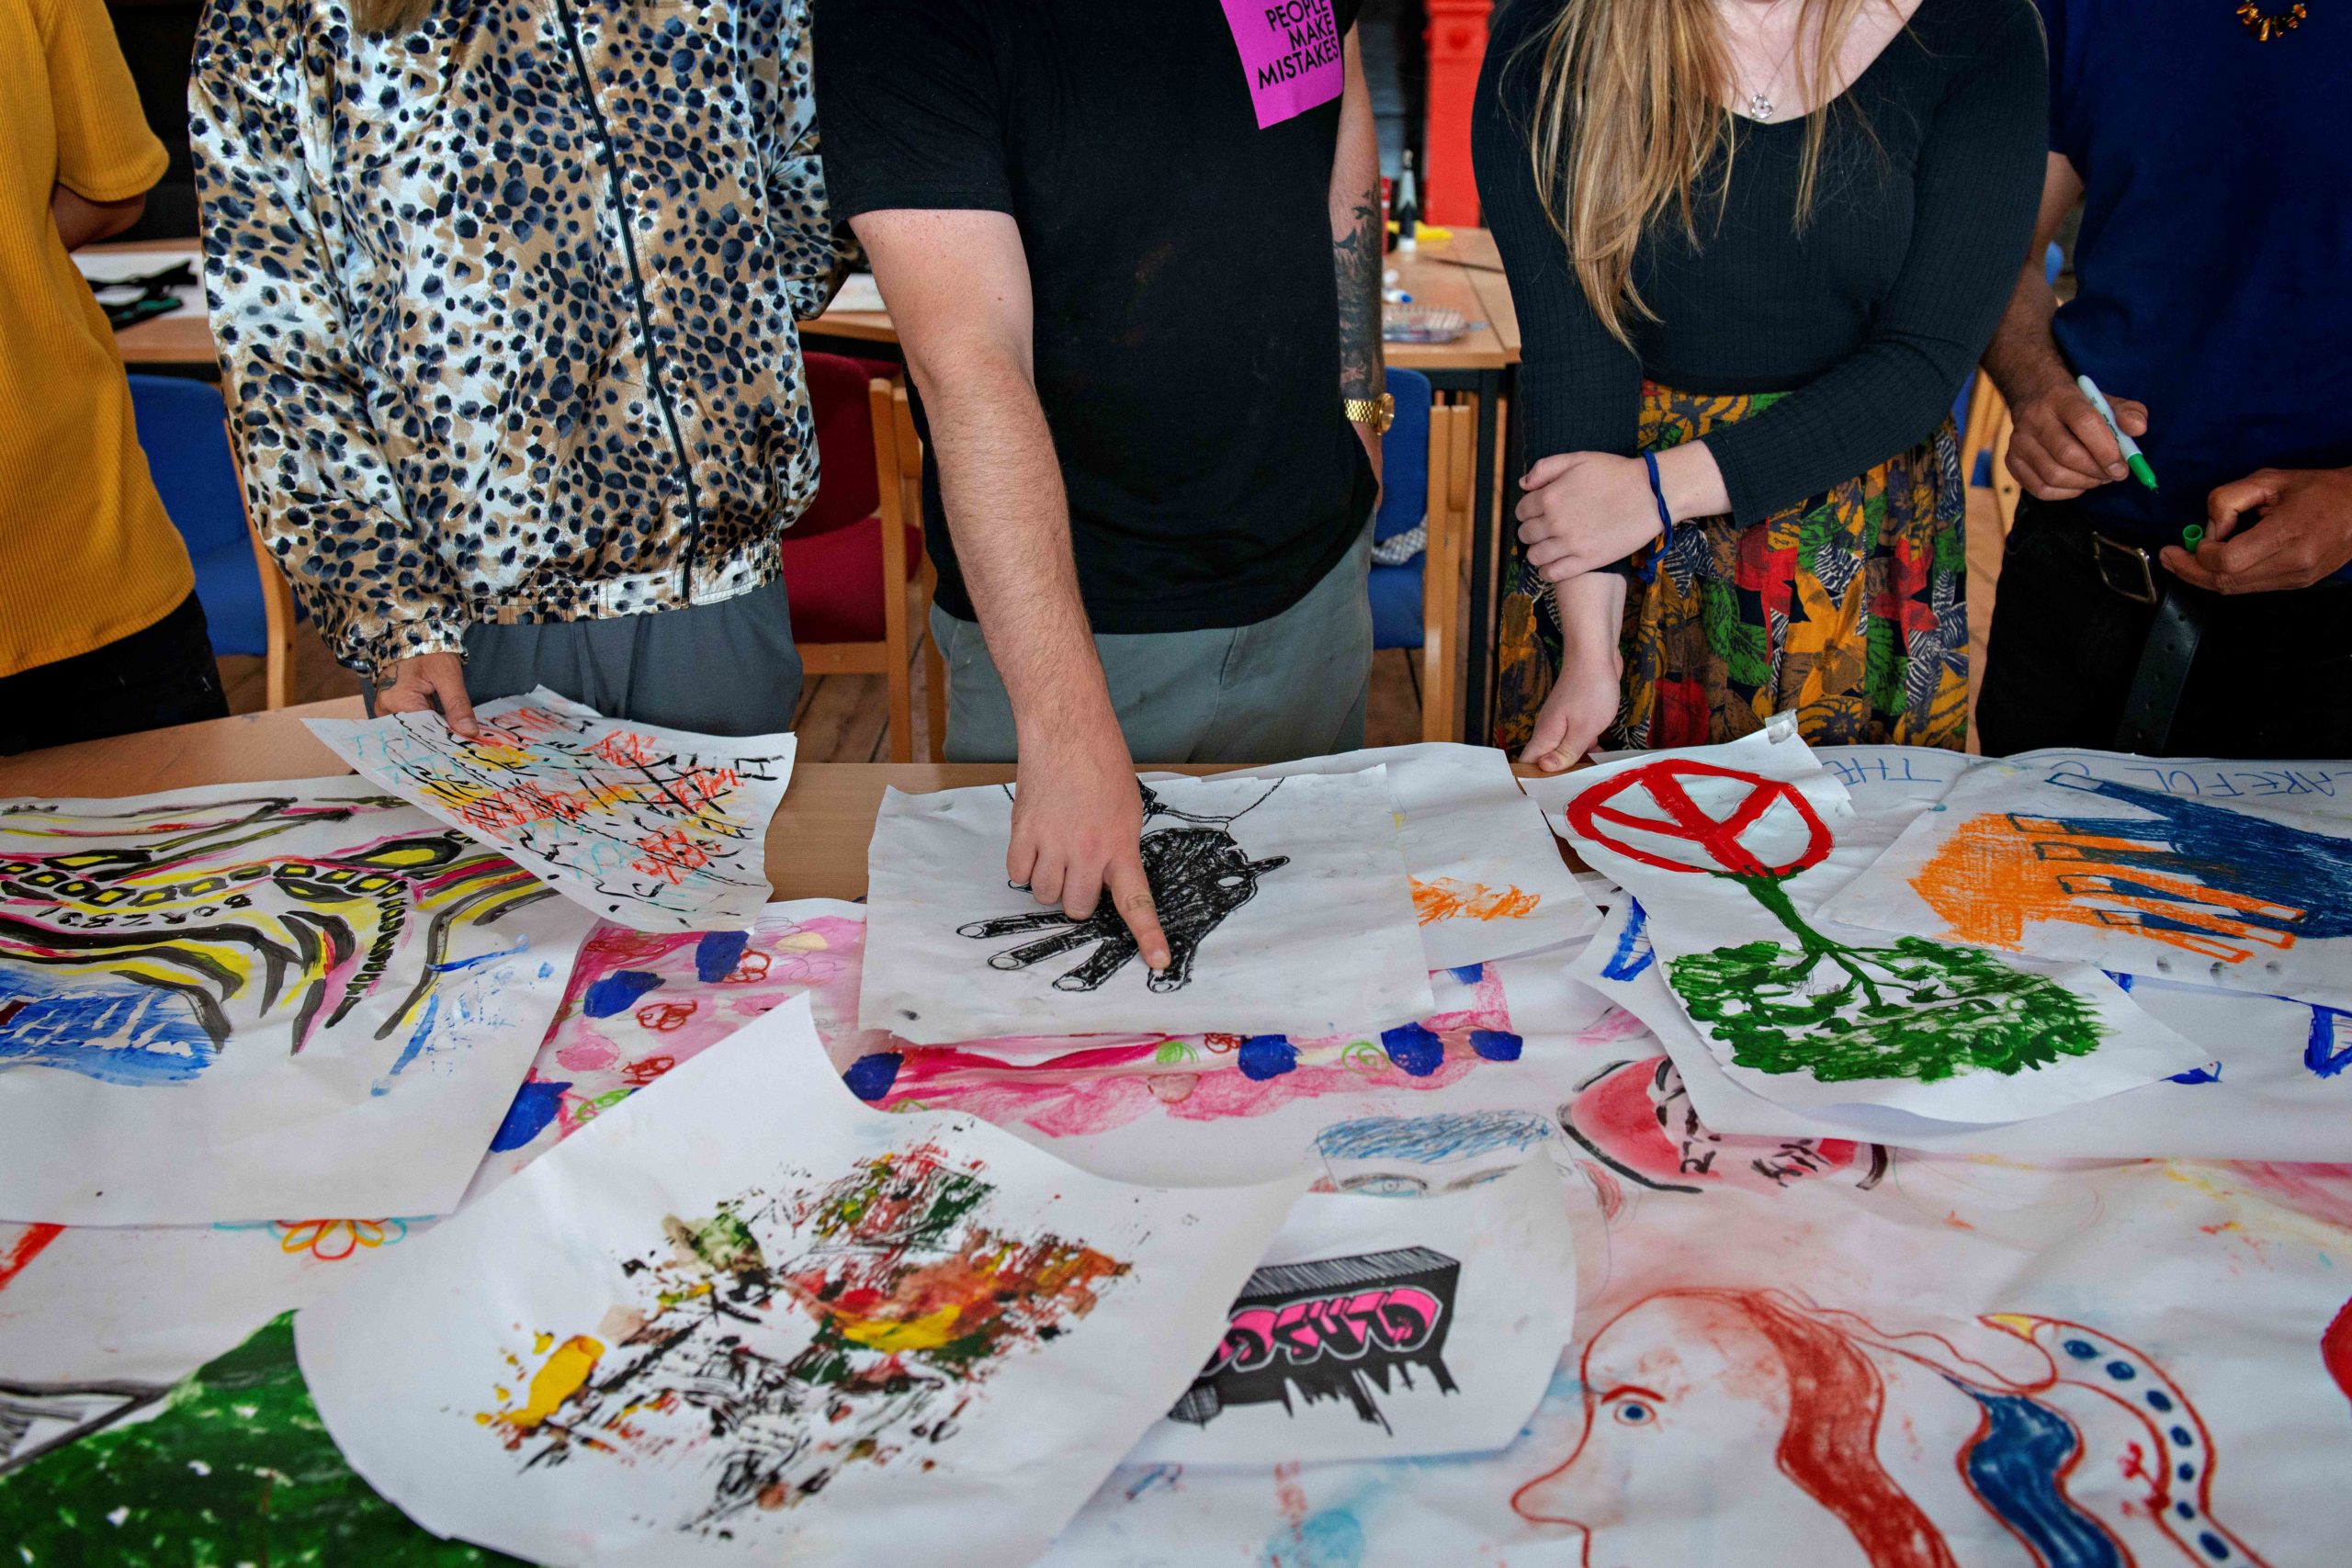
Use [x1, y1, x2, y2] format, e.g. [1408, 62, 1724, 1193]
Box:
[220, 491, 2009, 761]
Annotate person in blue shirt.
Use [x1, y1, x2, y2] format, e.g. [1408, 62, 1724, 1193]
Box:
[1976, 0, 2351, 759]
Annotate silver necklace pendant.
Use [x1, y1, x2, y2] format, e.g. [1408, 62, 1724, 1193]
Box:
[1747, 90, 1776, 121]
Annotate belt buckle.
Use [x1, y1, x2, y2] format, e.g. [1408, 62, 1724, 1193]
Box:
[2093, 534, 2159, 606]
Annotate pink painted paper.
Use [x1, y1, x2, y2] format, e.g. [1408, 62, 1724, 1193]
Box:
[1221, 0, 1345, 129]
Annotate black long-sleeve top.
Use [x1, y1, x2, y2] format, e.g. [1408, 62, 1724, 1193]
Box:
[1474, 0, 2047, 529]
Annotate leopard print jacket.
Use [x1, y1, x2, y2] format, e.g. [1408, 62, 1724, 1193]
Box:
[190, 0, 843, 680]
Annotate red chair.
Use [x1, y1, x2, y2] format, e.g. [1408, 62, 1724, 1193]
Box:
[781, 355, 944, 761]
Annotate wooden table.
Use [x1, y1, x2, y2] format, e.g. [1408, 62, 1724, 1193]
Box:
[87, 237, 211, 369]
[0, 706, 1572, 903]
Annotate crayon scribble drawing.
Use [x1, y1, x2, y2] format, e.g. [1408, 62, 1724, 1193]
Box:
[481, 905, 878, 1185]
[309, 687, 796, 932]
[1168, 1247, 1457, 1434]
[0, 789, 553, 1083]
[959, 784, 1289, 993]
[1566, 759, 2106, 1084]
[481, 1141, 1127, 1533]
[1514, 1289, 2271, 1568]
[1855, 776, 2352, 1012]
[1312, 1109, 1555, 1196]
[1408, 877, 1540, 926]
[0, 1314, 501, 1564]
[1558, 1057, 1889, 1207]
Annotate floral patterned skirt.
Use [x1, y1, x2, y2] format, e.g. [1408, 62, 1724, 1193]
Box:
[1494, 381, 1971, 754]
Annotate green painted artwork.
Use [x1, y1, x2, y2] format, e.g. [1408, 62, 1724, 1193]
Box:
[1668, 932, 2105, 1082]
[0, 1312, 519, 1566]
[1567, 758, 2106, 1084]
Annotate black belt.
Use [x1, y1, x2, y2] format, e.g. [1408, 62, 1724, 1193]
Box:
[2085, 530, 2206, 753]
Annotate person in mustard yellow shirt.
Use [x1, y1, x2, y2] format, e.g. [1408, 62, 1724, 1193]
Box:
[0, 0, 227, 754]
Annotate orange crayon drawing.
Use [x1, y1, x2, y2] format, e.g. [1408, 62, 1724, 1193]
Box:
[1917, 813, 2306, 967]
[590, 730, 662, 769]
[1411, 876, 1541, 926]
[631, 828, 717, 886]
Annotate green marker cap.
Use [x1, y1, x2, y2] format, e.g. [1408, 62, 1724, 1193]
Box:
[2181, 523, 2204, 553]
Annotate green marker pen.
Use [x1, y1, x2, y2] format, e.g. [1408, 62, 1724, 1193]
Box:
[2076, 374, 2159, 491]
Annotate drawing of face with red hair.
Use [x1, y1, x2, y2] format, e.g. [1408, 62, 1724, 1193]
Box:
[1557, 1057, 1887, 1209]
[1513, 1289, 2271, 1568]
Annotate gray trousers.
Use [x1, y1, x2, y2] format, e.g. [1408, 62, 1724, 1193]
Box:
[365, 579, 802, 737]
[931, 528, 1373, 764]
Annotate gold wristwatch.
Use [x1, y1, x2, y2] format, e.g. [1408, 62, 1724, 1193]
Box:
[1343, 392, 1396, 434]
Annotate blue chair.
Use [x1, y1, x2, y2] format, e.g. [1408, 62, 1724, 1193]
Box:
[1366, 367, 1475, 740]
[128, 375, 296, 704]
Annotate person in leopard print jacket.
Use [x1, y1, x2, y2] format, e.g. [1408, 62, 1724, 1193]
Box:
[189, 0, 846, 735]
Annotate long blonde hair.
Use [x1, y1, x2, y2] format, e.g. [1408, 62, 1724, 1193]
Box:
[351, 0, 433, 37]
[1520, 0, 1885, 345]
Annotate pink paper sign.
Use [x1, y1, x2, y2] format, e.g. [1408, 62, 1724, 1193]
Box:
[1222, 0, 1346, 130]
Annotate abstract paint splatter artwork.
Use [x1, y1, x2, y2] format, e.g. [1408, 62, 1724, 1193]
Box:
[1823, 759, 2352, 1013]
[309, 687, 795, 932]
[481, 1144, 1127, 1531]
[0, 780, 590, 1224]
[298, 997, 1302, 1567]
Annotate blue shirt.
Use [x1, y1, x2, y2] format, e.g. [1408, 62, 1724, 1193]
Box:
[2039, 0, 2352, 553]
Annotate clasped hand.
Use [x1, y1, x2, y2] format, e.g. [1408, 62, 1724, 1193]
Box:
[1516, 452, 1668, 583]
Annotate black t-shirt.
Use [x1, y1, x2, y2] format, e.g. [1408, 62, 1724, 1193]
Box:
[815, 0, 1376, 633]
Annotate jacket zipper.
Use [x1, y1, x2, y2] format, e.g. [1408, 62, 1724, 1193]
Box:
[553, 0, 706, 601]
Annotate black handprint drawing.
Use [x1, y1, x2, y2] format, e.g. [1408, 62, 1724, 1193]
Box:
[957, 784, 1291, 993]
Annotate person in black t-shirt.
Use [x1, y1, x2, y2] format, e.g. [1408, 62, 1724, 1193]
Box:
[817, 0, 1386, 971]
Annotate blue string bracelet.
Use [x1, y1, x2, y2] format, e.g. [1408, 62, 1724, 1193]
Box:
[1634, 450, 1676, 583]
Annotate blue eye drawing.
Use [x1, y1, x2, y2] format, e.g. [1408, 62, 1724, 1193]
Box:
[1613, 1401, 1654, 1425]
[1336, 1172, 1430, 1197]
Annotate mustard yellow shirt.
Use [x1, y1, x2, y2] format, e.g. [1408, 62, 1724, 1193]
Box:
[0, 0, 189, 678]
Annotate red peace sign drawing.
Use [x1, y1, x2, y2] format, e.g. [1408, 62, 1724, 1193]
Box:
[1566, 760, 1831, 880]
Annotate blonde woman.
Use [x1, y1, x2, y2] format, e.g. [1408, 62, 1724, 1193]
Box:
[191, 0, 842, 737]
[1474, 0, 2044, 766]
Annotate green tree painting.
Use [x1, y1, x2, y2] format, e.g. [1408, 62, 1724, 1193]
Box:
[1566, 759, 2104, 1083]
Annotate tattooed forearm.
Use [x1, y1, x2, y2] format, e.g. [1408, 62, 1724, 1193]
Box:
[1334, 189, 1385, 400]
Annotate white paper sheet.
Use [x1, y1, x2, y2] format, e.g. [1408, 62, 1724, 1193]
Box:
[0, 1214, 436, 1386]
[1128, 1158, 1574, 1466]
[1185, 746, 1599, 968]
[1045, 1150, 2352, 1567]
[1572, 896, 2352, 1161]
[860, 771, 1434, 1043]
[1821, 751, 2352, 1013]
[0, 778, 589, 1224]
[1528, 731, 2207, 1122]
[828, 270, 886, 312]
[295, 996, 1306, 1568]
[307, 688, 794, 931]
